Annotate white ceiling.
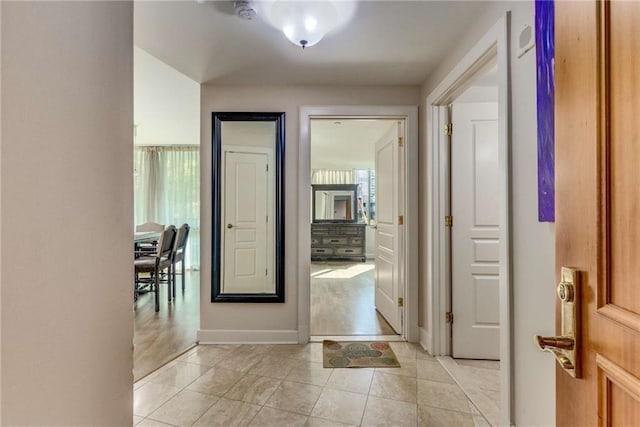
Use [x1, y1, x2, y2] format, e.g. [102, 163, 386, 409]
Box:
[311, 119, 396, 170]
[134, 47, 200, 145]
[134, 0, 489, 85]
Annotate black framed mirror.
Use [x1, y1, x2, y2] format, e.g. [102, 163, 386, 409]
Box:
[211, 112, 285, 302]
[312, 184, 358, 223]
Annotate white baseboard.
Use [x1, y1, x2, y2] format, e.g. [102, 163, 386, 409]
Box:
[197, 329, 299, 344]
[420, 327, 433, 355]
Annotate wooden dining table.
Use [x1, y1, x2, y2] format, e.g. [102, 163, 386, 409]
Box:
[134, 231, 161, 261]
[134, 231, 162, 299]
[134, 230, 161, 244]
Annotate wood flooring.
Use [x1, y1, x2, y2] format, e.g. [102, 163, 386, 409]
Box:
[310, 261, 396, 336]
[134, 271, 199, 381]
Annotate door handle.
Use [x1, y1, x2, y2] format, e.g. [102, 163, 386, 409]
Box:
[227, 224, 233, 229]
[535, 267, 580, 378]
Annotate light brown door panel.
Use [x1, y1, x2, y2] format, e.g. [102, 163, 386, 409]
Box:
[555, 1, 640, 426]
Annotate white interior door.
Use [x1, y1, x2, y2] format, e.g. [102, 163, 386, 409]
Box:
[374, 122, 403, 334]
[451, 102, 500, 359]
[222, 150, 270, 293]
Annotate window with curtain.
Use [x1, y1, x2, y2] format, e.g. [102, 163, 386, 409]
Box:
[355, 169, 376, 225]
[134, 146, 200, 269]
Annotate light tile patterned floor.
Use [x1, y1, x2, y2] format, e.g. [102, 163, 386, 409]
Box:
[437, 356, 499, 427]
[134, 342, 492, 427]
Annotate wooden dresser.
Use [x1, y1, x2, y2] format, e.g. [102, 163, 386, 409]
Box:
[311, 223, 366, 262]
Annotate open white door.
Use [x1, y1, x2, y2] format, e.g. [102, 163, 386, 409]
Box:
[222, 150, 271, 293]
[451, 102, 500, 359]
[374, 121, 404, 334]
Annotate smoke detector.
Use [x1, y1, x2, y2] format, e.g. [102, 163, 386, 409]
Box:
[234, 1, 257, 20]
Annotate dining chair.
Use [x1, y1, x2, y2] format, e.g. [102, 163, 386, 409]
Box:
[171, 223, 191, 298]
[134, 225, 177, 312]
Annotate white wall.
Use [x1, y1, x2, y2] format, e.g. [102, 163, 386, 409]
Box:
[199, 85, 419, 342]
[456, 86, 499, 103]
[420, 2, 556, 425]
[1, 2, 133, 424]
[134, 47, 200, 146]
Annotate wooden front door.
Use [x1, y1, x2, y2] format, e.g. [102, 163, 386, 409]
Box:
[556, 1, 640, 425]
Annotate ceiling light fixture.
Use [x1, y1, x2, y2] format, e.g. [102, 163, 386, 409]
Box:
[256, 0, 356, 49]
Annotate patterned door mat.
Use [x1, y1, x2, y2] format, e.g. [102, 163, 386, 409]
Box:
[323, 340, 401, 368]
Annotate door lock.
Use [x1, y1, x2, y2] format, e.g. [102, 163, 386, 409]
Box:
[535, 267, 580, 378]
[227, 224, 233, 229]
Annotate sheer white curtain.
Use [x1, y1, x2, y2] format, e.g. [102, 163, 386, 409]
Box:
[134, 146, 200, 269]
[311, 169, 355, 184]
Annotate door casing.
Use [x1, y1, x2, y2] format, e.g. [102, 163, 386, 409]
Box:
[298, 106, 419, 343]
[425, 13, 512, 425]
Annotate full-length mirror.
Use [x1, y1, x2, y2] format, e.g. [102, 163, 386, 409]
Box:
[312, 184, 358, 222]
[211, 112, 285, 302]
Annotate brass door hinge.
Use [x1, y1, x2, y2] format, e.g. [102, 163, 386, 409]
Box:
[445, 123, 453, 136]
[398, 215, 404, 225]
[445, 216, 453, 227]
[398, 297, 404, 307]
[398, 136, 404, 147]
[445, 312, 454, 323]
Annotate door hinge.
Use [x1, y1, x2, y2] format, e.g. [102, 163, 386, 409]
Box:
[398, 136, 404, 147]
[266, 268, 268, 276]
[398, 297, 404, 307]
[266, 164, 269, 172]
[444, 123, 453, 136]
[398, 215, 404, 225]
[445, 215, 453, 227]
[445, 312, 454, 323]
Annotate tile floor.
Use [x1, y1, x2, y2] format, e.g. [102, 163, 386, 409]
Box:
[437, 357, 500, 427]
[134, 342, 492, 426]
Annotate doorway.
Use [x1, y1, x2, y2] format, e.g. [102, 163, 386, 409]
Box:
[298, 106, 420, 344]
[132, 47, 201, 381]
[309, 118, 402, 338]
[450, 66, 500, 360]
[426, 14, 511, 426]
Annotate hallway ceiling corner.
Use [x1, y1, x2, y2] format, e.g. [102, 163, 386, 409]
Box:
[134, 0, 489, 86]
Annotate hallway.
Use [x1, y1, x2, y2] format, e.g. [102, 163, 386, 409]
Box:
[134, 342, 491, 426]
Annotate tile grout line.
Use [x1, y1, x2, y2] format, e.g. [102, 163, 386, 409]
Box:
[358, 371, 377, 427]
[436, 356, 496, 426]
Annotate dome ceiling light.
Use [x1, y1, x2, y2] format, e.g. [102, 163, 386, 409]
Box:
[235, 1, 357, 49]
